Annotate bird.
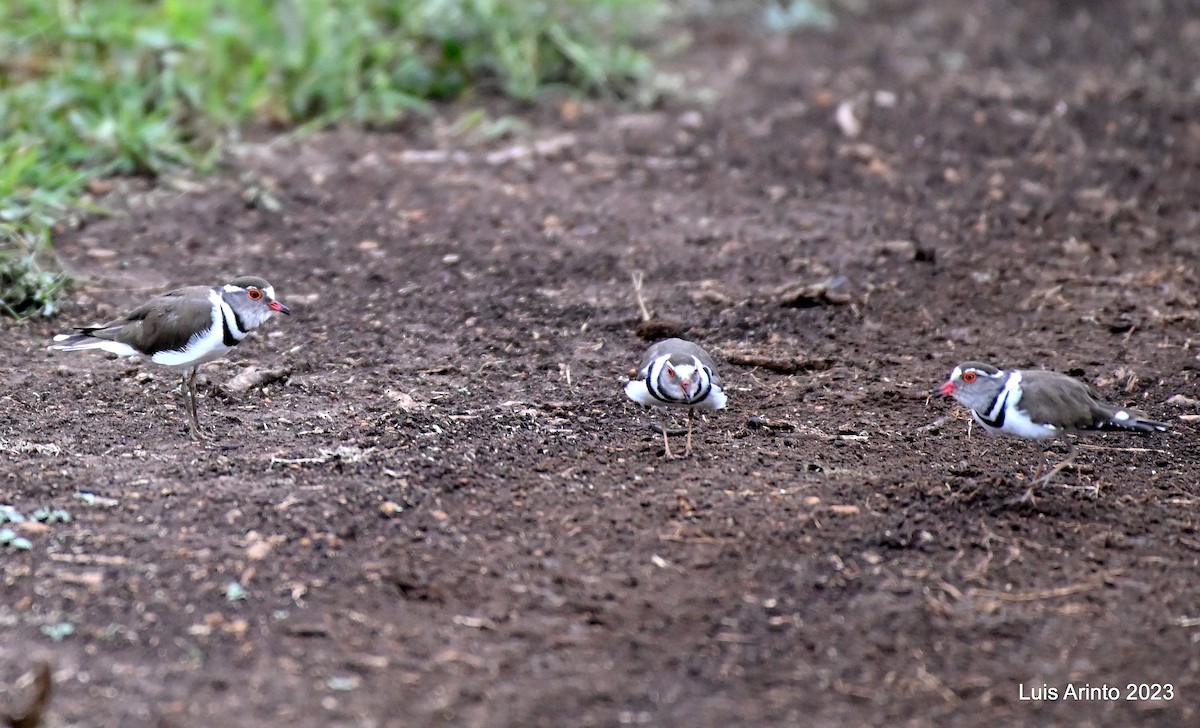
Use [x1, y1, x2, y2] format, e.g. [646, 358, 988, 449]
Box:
[49, 275, 291, 439]
[938, 361, 1168, 497]
[624, 338, 727, 458]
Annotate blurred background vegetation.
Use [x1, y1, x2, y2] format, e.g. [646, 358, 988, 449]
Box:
[0, 0, 675, 316]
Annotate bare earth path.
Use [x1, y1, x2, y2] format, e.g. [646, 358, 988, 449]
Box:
[3, 1, 1200, 726]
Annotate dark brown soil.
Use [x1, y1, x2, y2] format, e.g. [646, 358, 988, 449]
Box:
[4, 1, 1200, 726]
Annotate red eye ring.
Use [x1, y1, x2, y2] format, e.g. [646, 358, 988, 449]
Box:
[248, 289, 263, 301]
[962, 371, 977, 383]
[666, 368, 676, 378]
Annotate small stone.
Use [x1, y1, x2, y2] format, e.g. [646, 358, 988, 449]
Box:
[245, 540, 273, 561]
[835, 100, 862, 138]
[678, 110, 704, 129]
[327, 675, 361, 692]
[224, 581, 247, 601]
[384, 390, 420, 410]
[15, 521, 50, 536]
[875, 240, 917, 259]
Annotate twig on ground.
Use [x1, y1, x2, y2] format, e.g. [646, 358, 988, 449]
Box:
[0, 439, 61, 456]
[224, 365, 290, 394]
[968, 569, 1122, 602]
[631, 270, 652, 322]
[1075, 444, 1166, 453]
[268, 445, 375, 468]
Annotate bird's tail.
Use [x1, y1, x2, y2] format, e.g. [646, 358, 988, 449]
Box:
[1097, 407, 1170, 434]
[50, 333, 100, 350]
[49, 332, 127, 354]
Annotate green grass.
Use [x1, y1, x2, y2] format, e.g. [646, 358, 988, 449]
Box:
[0, 0, 669, 316]
[0, 230, 68, 318]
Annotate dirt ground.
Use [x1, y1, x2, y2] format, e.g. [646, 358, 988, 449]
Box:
[4, 1, 1200, 726]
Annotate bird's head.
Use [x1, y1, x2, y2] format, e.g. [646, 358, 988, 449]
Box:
[939, 361, 1004, 410]
[224, 276, 291, 328]
[659, 357, 705, 401]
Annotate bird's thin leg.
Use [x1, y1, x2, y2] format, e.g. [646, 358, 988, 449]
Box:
[660, 419, 673, 459]
[1012, 443, 1046, 505]
[1030, 451, 1048, 483]
[1038, 442, 1079, 486]
[1015, 486, 1038, 505]
[181, 370, 197, 439]
[684, 409, 695, 457]
[186, 367, 205, 440]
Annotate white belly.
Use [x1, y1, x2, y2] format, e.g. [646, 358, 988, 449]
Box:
[150, 292, 234, 368]
[624, 379, 727, 410]
[972, 405, 1060, 440]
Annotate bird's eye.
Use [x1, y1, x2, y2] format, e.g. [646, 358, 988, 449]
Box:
[247, 289, 263, 301]
[666, 368, 676, 378]
[962, 371, 977, 383]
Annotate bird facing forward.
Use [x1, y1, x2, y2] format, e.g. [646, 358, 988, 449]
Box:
[49, 276, 290, 439]
[624, 338, 727, 458]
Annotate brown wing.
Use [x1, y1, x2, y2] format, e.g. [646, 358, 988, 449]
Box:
[78, 287, 216, 355]
[1017, 370, 1122, 430]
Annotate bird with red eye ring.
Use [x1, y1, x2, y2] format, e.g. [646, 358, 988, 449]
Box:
[936, 359, 1170, 502]
[48, 274, 290, 440]
[623, 337, 728, 459]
